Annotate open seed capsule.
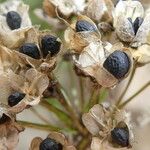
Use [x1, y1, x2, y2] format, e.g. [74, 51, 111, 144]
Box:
[39, 138, 63, 150]
[6, 11, 22, 30]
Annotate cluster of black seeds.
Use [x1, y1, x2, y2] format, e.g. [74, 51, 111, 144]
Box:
[111, 127, 129, 147]
[103, 50, 130, 79]
[39, 138, 63, 150]
[8, 92, 26, 107]
[76, 20, 97, 32]
[6, 11, 22, 30]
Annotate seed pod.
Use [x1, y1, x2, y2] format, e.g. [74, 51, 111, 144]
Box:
[8, 92, 26, 107]
[19, 43, 40, 59]
[76, 20, 97, 32]
[41, 35, 61, 58]
[111, 127, 129, 147]
[103, 50, 131, 79]
[39, 138, 63, 150]
[6, 11, 22, 30]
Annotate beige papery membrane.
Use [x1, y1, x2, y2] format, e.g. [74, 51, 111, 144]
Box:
[113, 0, 150, 48]
[64, 15, 101, 53]
[11, 27, 61, 73]
[82, 104, 134, 150]
[0, 45, 49, 114]
[30, 131, 76, 150]
[73, 42, 132, 88]
[85, 0, 114, 23]
[0, 0, 32, 49]
[0, 104, 24, 150]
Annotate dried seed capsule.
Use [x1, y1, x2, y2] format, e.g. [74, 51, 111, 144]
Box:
[19, 43, 40, 59]
[8, 92, 26, 107]
[76, 20, 97, 32]
[41, 35, 61, 58]
[103, 51, 130, 79]
[111, 127, 129, 147]
[133, 17, 143, 34]
[6, 11, 22, 30]
[39, 138, 63, 150]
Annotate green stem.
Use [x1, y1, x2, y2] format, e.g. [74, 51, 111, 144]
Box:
[119, 81, 150, 109]
[116, 63, 137, 106]
[18, 120, 61, 131]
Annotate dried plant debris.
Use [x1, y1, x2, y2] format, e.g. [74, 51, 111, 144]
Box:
[0, 0, 32, 49]
[30, 132, 76, 150]
[82, 104, 134, 150]
[0, 104, 24, 150]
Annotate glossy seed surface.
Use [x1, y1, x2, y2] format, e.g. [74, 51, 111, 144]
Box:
[8, 92, 26, 107]
[133, 17, 143, 34]
[39, 138, 63, 150]
[19, 43, 40, 59]
[76, 20, 97, 32]
[41, 35, 61, 58]
[103, 51, 130, 79]
[6, 11, 22, 30]
[111, 127, 129, 147]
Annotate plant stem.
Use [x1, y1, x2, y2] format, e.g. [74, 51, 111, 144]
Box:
[79, 76, 84, 111]
[116, 63, 137, 106]
[118, 81, 150, 109]
[41, 100, 72, 127]
[18, 120, 61, 131]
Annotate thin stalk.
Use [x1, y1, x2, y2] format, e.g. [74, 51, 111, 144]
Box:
[41, 100, 72, 127]
[119, 81, 150, 109]
[116, 63, 137, 106]
[18, 120, 61, 131]
[30, 107, 50, 124]
[79, 77, 85, 110]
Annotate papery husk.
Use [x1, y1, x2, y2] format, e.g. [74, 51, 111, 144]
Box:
[85, 0, 114, 23]
[74, 42, 132, 87]
[30, 132, 76, 150]
[0, 0, 32, 49]
[82, 104, 134, 149]
[64, 15, 100, 53]
[0, 104, 24, 150]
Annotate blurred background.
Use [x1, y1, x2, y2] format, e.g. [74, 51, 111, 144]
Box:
[0, 0, 150, 149]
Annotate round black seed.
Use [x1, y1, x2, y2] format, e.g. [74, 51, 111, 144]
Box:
[39, 138, 63, 150]
[103, 51, 130, 79]
[8, 92, 26, 107]
[41, 35, 61, 58]
[111, 127, 129, 147]
[6, 11, 22, 30]
[133, 17, 143, 34]
[76, 20, 97, 32]
[19, 43, 40, 59]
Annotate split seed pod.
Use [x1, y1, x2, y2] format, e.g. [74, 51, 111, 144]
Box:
[0, 0, 32, 49]
[113, 0, 150, 48]
[82, 104, 134, 150]
[64, 15, 100, 53]
[85, 0, 114, 23]
[74, 42, 132, 87]
[30, 132, 76, 150]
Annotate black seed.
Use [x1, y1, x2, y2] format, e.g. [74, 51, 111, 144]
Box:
[103, 51, 130, 79]
[19, 43, 40, 59]
[76, 20, 97, 32]
[6, 11, 22, 30]
[41, 35, 61, 58]
[133, 17, 143, 34]
[0, 114, 10, 124]
[8, 92, 26, 107]
[111, 127, 129, 147]
[39, 138, 63, 150]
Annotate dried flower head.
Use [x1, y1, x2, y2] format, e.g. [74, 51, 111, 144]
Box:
[113, 0, 150, 48]
[82, 104, 134, 149]
[0, 0, 32, 49]
[64, 15, 100, 53]
[85, 0, 114, 23]
[30, 132, 76, 150]
[74, 42, 132, 87]
[0, 104, 24, 150]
